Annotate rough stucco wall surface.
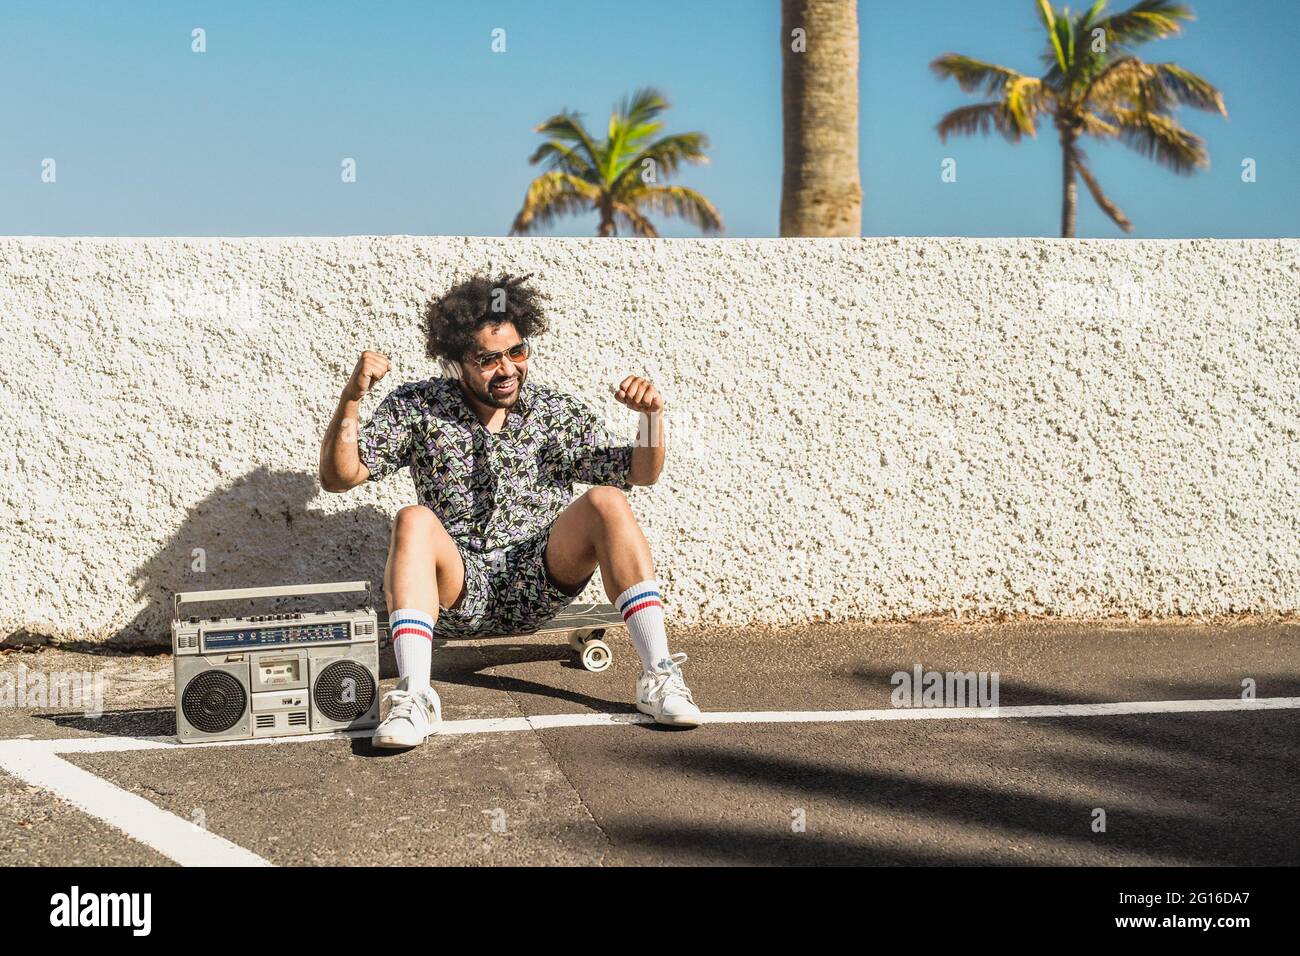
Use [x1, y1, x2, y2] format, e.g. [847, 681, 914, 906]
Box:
[0, 236, 1297, 647]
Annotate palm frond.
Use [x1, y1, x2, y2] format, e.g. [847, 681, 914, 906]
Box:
[936, 102, 1029, 143]
[599, 89, 671, 183]
[610, 201, 659, 238]
[508, 171, 600, 236]
[617, 87, 669, 130]
[1107, 107, 1208, 173]
[1070, 3, 1115, 93]
[929, 54, 1032, 96]
[1087, 57, 1227, 115]
[609, 132, 712, 194]
[1036, 0, 1070, 75]
[1057, 17, 1076, 73]
[526, 139, 599, 179]
[1151, 63, 1227, 115]
[531, 112, 603, 172]
[1079, 111, 1120, 137]
[1073, 148, 1134, 230]
[1085, 55, 1143, 103]
[1080, 0, 1110, 29]
[628, 185, 723, 234]
[1006, 75, 1051, 134]
[1094, 0, 1195, 48]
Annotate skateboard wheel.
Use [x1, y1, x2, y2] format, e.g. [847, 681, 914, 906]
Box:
[569, 628, 606, 652]
[579, 639, 612, 673]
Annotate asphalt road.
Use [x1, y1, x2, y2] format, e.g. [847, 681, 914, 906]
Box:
[1, 616, 1297, 866]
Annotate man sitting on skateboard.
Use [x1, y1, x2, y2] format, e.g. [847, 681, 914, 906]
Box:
[319, 272, 702, 749]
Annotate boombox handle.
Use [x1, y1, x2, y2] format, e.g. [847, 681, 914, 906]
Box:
[173, 580, 373, 619]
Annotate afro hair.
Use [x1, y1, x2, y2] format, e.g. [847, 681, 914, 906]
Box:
[422, 272, 550, 368]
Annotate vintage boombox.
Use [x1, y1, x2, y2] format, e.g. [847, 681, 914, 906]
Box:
[171, 581, 380, 743]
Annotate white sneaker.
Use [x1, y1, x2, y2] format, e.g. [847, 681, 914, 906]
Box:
[372, 677, 442, 749]
[636, 652, 702, 728]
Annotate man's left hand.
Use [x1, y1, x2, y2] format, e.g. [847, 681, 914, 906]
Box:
[612, 376, 664, 413]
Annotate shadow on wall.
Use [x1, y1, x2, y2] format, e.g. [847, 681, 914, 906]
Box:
[114, 466, 393, 650]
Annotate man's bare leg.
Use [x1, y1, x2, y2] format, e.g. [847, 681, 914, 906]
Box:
[544, 486, 665, 664]
[543, 487, 653, 603]
[544, 486, 700, 726]
[373, 505, 467, 748]
[383, 505, 466, 691]
[384, 505, 467, 615]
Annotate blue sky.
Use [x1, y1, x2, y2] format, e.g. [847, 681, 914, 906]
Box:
[1, 0, 1294, 238]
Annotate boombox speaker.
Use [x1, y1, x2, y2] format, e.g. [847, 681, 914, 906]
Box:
[172, 581, 381, 742]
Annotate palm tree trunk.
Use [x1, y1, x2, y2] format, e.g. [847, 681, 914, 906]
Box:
[1060, 133, 1078, 239]
[780, 0, 861, 236]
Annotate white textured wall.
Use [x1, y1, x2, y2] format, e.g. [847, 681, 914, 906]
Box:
[1, 237, 1297, 647]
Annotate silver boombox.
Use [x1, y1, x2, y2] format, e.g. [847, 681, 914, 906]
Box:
[171, 581, 381, 743]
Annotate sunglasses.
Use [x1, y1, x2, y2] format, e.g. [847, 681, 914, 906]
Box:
[468, 340, 530, 373]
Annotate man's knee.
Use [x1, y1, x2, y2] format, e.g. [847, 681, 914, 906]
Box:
[391, 505, 452, 558]
[393, 504, 437, 536]
[389, 506, 462, 589]
[583, 486, 631, 522]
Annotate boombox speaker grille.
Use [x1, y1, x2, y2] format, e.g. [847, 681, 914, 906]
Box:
[313, 660, 376, 722]
[182, 670, 247, 734]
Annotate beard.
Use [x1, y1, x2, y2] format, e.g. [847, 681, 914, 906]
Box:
[474, 368, 525, 408]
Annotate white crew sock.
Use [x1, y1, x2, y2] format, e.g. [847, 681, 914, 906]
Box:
[615, 580, 671, 672]
[389, 608, 434, 691]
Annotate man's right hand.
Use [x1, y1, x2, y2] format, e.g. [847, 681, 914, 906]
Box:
[343, 350, 392, 402]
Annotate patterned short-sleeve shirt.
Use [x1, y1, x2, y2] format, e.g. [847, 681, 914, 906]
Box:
[357, 376, 635, 554]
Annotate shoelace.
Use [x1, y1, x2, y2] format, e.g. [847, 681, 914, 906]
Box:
[647, 652, 695, 704]
[382, 688, 427, 724]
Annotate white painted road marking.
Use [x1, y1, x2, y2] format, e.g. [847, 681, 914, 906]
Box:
[0, 741, 270, 867]
[2, 695, 1297, 867]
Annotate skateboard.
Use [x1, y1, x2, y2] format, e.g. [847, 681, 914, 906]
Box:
[379, 603, 625, 673]
[504, 603, 625, 673]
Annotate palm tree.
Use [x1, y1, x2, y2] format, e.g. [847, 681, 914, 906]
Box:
[510, 88, 722, 237]
[780, 0, 862, 236]
[931, 0, 1226, 237]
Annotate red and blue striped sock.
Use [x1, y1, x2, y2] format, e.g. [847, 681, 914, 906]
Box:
[390, 608, 434, 691]
[615, 580, 670, 672]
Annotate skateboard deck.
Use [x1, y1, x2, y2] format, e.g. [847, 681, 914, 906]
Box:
[497, 602, 626, 638]
[379, 603, 625, 671]
[378, 603, 625, 639]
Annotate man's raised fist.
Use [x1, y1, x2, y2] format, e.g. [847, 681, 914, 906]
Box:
[344, 350, 391, 402]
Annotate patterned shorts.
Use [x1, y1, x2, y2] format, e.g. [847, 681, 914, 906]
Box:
[431, 522, 594, 639]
